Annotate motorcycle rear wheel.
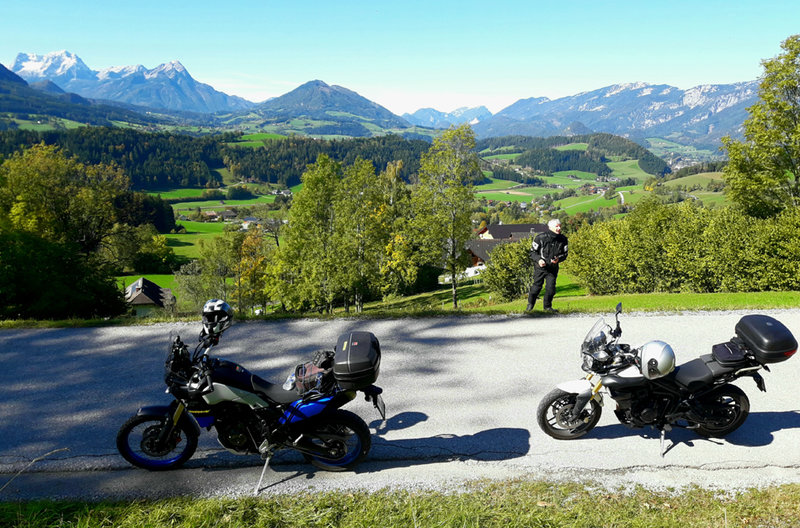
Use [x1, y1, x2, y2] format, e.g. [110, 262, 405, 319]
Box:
[300, 410, 371, 471]
[693, 385, 750, 438]
[116, 414, 198, 470]
[537, 388, 602, 440]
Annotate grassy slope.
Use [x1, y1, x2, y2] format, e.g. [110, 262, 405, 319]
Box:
[165, 220, 227, 259]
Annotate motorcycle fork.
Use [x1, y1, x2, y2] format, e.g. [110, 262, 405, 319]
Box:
[156, 401, 185, 446]
[571, 374, 604, 421]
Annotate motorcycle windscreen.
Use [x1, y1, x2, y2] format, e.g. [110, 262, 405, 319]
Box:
[279, 396, 334, 424]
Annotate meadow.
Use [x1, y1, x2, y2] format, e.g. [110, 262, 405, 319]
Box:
[164, 220, 227, 260]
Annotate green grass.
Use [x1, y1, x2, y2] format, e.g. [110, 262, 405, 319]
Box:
[170, 195, 276, 211]
[476, 177, 520, 190]
[4, 481, 800, 527]
[607, 159, 651, 182]
[551, 169, 598, 182]
[646, 137, 720, 161]
[117, 274, 177, 292]
[483, 152, 521, 160]
[228, 132, 285, 148]
[554, 142, 589, 151]
[165, 220, 227, 259]
[552, 193, 620, 214]
[476, 189, 542, 202]
[146, 188, 208, 200]
[359, 275, 800, 316]
[662, 172, 724, 188]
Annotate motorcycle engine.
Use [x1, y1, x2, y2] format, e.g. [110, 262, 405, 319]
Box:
[212, 404, 265, 454]
[216, 421, 255, 454]
[612, 389, 662, 427]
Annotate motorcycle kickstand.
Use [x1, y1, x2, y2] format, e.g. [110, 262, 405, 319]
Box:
[254, 454, 272, 496]
[659, 425, 673, 458]
[254, 441, 275, 496]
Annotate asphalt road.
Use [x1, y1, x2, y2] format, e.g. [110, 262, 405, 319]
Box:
[2, 308, 800, 500]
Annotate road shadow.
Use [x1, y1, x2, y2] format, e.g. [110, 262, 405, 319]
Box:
[586, 410, 800, 450]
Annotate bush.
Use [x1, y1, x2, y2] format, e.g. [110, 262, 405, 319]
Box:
[564, 199, 800, 294]
[482, 240, 536, 301]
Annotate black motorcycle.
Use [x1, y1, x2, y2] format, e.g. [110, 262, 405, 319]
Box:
[116, 300, 385, 487]
[537, 303, 797, 453]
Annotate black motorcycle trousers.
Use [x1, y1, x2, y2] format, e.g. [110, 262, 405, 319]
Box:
[528, 264, 559, 310]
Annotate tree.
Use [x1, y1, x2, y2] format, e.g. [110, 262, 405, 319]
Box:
[233, 227, 273, 315]
[0, 143, 128, 255]
[332, 158, 383, 312]
[722, 35, 800, 218]
[272, 155, 341, 312]
[411, 125, 480, 308]
[375, 161, 417, 296]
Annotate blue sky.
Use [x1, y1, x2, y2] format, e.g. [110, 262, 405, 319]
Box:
[2, 0, 799, 114]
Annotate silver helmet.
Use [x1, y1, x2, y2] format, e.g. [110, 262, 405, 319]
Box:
[639, 340, 676, 380]
[202, 299, 234, 335]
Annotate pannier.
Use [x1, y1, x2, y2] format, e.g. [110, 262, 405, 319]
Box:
[293, 350, 335, 395]
[333, 331, 381, 390]
[735, 314, 797, 364]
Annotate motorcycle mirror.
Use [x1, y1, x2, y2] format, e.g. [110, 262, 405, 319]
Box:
[615, 302, 622, 315]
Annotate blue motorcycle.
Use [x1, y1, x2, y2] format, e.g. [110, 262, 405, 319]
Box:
[116, 300, 384, 479]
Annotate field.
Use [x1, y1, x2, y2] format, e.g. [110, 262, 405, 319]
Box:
[170, 194, 277, 212]
[607, 159, 650, 181]
[662, 171, 724, 188]
[554, 142, 588, 151]
[226, 132, 284, 148]
[483, 152, 522, 160]
[1, 113, 86, 131]
[475, 177, 520, 190]
[165, 220, 227, 259]
[646, 136, 721, 162]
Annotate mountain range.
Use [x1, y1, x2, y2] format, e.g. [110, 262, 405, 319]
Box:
[402, 106, 492, 128]
[5, 50, 761, 148]
[12, 51, 254, 113]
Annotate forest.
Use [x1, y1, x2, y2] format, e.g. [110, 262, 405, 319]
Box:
[0, 129, 430, 190]
[478, 133, 670, 177]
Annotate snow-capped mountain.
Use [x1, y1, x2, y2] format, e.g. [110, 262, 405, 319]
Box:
[403, 106, 492, 128]
[473, 81, 759, 146]
[12, 51, 255, 114]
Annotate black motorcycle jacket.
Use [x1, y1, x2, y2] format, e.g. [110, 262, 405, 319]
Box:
[531, 231, 568, 264]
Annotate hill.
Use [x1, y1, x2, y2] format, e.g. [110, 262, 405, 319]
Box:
[220, 80, 417, 138]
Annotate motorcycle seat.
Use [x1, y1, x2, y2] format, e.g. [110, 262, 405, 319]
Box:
[669, 354, 737, 391]
[251, 374, 301, 404]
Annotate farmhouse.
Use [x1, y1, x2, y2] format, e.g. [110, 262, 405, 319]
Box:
[467, 222, 548, 267]
[476, 223, 547, 241]
[125, 277, 176, 317]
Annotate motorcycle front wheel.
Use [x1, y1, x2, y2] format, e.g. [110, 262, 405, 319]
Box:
[537, 388, 602, 440]
[300, 409, 371, 471]
[116, 414, 198, 470]
[693, 385, 750, 438]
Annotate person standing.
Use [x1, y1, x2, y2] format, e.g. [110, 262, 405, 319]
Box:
[526, 218, 568, 313]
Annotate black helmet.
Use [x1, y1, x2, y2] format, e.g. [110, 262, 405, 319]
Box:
[202, 299, 233, 335]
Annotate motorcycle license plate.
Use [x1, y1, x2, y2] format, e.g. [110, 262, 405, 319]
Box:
[373, 394, 386, 421]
